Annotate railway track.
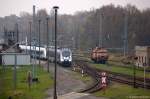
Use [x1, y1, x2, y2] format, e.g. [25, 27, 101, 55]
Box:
[73, 58, 150, 92]
[94, 68, 150, 89]
[94, 69, 150, 89]
[73, 60, 103, 93]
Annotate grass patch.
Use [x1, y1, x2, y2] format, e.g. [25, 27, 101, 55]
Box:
[0, 65, 53, 99]
[94, 82, 150, 99]
[91, 63, 150, 78]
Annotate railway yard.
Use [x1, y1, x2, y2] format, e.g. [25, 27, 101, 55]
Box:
[1, 1, 150, 99]
[1, 53, 150, 99]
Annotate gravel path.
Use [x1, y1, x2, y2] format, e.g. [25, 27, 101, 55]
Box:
[41, 62, 86, 98]
[41, 61, 107, 99]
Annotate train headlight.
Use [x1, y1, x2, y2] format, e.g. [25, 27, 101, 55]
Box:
[69, 57, 72, 62]
[60, 58, 64, 62]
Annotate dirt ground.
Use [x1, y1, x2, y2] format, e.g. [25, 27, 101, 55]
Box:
[42, 62, 86, 98]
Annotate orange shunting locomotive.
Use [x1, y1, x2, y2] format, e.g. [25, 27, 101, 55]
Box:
[91, 47, 109, 64]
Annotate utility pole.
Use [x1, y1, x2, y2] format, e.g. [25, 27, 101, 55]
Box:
[15, 23, 19, 49]
[53, 6, 59, 99]
[46, 17, 50, 72]
[33, 5, 36, 38]
[78, 25, 80, 50]
[123, 12, 128, 57]
[32, 5, 36, 78]
[144, 63, 146, 89]
[133, 56, 138, 88]
[16, 23, 19, 43]
[143, 57, 147, 89]
[38, 19, 41, 66]
[29, 21, 32, 63]
[14, 54, 17, 90]
[4, 26, 7, 45]
[33, 39, 36, 79]
[99, 12, 103, 48]
[133, 62, 136, 88]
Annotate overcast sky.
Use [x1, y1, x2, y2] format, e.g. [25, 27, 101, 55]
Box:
[0, 0, 150, 17]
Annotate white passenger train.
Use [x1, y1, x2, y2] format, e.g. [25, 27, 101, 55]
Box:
[19, 45, 72, 66]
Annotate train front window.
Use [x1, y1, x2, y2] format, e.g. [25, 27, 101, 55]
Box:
[62, 51, 70, 57]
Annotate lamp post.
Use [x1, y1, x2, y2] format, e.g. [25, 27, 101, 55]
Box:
[53, 6, 59, 99]
[46, 17, 50, 72]
[38, 19, 41, 66]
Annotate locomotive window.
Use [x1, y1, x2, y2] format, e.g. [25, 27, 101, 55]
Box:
[62, 51, 70, 57]
[99, 52, 106, 53]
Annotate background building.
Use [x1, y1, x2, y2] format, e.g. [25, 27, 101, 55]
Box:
[135, 46, 150, 67]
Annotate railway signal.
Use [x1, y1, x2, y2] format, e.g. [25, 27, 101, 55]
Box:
[101, 72, 107, 94]
[101, 72, 107, 87]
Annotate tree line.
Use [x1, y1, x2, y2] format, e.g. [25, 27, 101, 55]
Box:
[0, 4, 150, 53]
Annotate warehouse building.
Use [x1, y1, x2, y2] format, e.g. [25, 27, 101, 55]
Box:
[135, 46, 150, 67]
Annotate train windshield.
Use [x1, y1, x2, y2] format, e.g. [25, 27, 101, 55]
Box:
[62, 51, 70, 57]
